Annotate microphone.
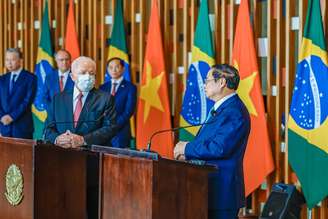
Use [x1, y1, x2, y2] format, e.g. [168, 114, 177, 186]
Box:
[41, 108, 111, 143]
[146, 110, 217, 152]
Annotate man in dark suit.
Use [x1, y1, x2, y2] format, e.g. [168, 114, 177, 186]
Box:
[174, 64, 251, 219]
[100, 57, 137, 148]
[44, 56, 117, 148]
[44, 49, 74, 109]
[44, 56, 117, 218]
[0, 48, 37, 139]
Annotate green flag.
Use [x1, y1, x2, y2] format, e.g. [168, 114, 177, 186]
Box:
[179, 0, 215, 140]
[32, 0, 54, 139]
[288, 0, 328, 209]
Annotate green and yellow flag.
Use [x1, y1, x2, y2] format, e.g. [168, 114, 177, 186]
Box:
[288, 0, 328, 208]
[105, 0, 130, 82]
[179, 0, 215, 140]
[32, 0, 54, 139]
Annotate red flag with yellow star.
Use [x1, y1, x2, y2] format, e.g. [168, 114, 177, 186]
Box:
[232, 0, 274, 196]
[136, 0, 173, 158]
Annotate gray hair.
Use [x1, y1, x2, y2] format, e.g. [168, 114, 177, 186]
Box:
[54, 49, 71, 59]
[6, 48, 23, 59]
[71, 56, 96, 72]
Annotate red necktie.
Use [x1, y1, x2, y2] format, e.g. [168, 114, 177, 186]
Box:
[111, 82, 118, 96]
[73, 92, 83, 128]
[59, 75, 64, 92]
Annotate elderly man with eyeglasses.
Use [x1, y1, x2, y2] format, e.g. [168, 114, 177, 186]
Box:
[174, 64, 251, 219]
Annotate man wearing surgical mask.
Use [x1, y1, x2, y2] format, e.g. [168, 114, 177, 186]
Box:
[44, 56, 117, 218]
[43, 56, 117, 148]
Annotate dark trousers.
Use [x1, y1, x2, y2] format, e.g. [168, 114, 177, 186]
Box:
[208, 209, 239, 219]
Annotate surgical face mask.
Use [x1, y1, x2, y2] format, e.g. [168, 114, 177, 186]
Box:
[76, 73, 95, 92]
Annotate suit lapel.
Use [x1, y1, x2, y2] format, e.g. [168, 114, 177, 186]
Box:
[76, 89, 96, 129]
[64, 91, 75, 131]
[196, 95, 238, 137]
[11, 70, 25, 94]
[54, 71, 60, 94]
[116, 79, 126, 95]
[64, 72, 74, 91]
[3, 73, 10, 101]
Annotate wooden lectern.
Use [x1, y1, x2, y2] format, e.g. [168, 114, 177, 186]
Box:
[92, 145, 215, 219]
[0, 137, 95, 219]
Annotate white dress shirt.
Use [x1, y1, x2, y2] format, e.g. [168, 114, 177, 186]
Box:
[73, 86, 89, 113]
[10, 68, 23, 82]
[212, 92, 236, 111]
[58, 69, 70, 88]
[111, 76, 124, 94]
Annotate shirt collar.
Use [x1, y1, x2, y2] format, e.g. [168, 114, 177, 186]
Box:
[12, 68, 22, 75]
[58, 69, 70, 77]
[213, 92, 236, 111]
[73, 86, 89, 100]
[111, 76, 124, 85]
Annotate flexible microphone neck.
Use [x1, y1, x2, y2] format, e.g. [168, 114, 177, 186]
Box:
[146, 112, 217, 152]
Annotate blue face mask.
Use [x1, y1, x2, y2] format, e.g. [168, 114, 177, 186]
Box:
[76, 73, 95, 92]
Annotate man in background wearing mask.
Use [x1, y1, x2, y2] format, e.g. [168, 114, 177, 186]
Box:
[44, 49, 74, 109]
[43, 56, 117, 218]
[44, 56, 117, 148]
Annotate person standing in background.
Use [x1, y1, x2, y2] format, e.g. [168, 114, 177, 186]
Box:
[44, 49, 74, 109]
[0, 48, 37, 139]
[100, 57, 137, 148]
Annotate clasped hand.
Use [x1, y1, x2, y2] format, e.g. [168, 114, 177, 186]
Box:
[55, 130, 85, 148]
[1, 115, 13, 125]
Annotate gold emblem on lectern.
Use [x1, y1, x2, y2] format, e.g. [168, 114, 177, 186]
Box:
[4, 164, 24, 206]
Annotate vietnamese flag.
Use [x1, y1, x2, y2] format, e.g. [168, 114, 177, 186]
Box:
[65, 0, 80, 61]
[232, 0, 274, 196]
[136, 0, 173, 158]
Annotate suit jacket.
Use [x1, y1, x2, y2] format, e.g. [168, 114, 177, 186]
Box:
[0, 70, 37, 138]
[44, 69, 74, 109]
[44, 88, 117, 147]
[185, 94, 251, 210]
[100, 79, 137, 148]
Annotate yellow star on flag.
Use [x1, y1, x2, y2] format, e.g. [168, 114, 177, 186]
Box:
[140, 61, 165, 123]
[234, 60, 258, 116]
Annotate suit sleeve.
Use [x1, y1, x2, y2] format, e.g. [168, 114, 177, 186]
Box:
[43, 75, 52, 111]
[0, 78, 4, 119]
[83, 94, 118, 146]
[44, 94, 60, 143]
[185, 110, 250, 160]
[9, 74, 37, 121]
[116, 85, 137, 128]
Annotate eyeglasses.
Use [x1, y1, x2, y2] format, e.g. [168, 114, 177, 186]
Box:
[77, 71, 95, 75]
[204, 78, 216, 84]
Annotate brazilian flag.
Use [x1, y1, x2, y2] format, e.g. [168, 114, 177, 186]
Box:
[32, 0, 54, 139]
[105, 0, 135, 148]
[179, 0, 215, 141]
[288, 0, 328, 209]
[105, 0, 130, 82]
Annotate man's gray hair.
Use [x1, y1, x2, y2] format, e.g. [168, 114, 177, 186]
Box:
[54, 49, 71, 59]
[6, 48, 23, 59]
[71, 56, 96, 72]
